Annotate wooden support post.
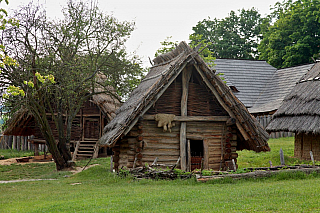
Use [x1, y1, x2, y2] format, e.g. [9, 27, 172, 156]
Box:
[12, 136, 17, 150]
[310, 151, 315, 166]
[34, 143, 39, 156]
[17, 136, 21, 151]
[4, 135, 9, 149]
[180, 67, 192, 171]
[280, 148, 285, 165]
[187, 140, 191, 172]
[194, 65, 250, 141]
[110, 155, 113, 172]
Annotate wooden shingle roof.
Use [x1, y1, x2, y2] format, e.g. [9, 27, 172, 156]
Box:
[214, 59, 277, 108]
[249, 63, 314, 114]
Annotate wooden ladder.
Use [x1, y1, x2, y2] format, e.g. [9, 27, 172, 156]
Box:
[72, 139, 99, 161]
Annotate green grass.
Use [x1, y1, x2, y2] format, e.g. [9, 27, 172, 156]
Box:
[237, 137, 313, 168]
[1, 165, 320, 212]
[1, 137, 320, 212]
[0, 149, 35, 159]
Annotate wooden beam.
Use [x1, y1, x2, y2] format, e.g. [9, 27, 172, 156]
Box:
[123, 61, 189, 135]
[193, 64, 250, 141]
[180, 67, 192, 171]
[143, 115, 230, 122]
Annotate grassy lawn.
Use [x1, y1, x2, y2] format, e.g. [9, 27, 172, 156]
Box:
[0, 149, 35, 159]
[1, 137, 320, 212]
[237, 137, 313, 168]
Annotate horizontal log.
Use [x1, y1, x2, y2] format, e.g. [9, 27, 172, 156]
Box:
[142, 132, 180, 137]
[143, 115, 230, 122]
[141, 157, 179, 162]
[144, 143, 179, 150]
[142, 151, 180, 156]
[143, 137, 179, 143]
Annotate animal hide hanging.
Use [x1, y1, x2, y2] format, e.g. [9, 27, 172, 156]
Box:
[154, 114, 176, 132]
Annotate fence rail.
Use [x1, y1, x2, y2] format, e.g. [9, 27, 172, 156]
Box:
[255, 115, 294, 139]
[0, 135, 46, 152]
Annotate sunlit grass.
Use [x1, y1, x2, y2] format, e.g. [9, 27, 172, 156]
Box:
[237, 137, 313, 168]
[1, 138, 320, 212]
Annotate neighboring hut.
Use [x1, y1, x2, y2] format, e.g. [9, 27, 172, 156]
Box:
[267, 62, 320, 161]
[249, 63, 314, 116]
[4, 90, 120, 159]
[100, 42, 269, 171]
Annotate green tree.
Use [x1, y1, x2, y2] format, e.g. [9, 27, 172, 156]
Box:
[258, 0, 320, 68]
[0, 1, 143, 170]
[0, 0, 19, 70]
[155, 36, 215, 66]
[190, 8, 262, 59]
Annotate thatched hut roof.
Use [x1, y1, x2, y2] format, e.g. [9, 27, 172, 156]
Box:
[266, 62, 320, 134]
[100, 41, 269, 152]
[3, 107, 34, 136]
[3, 83, 120, 136]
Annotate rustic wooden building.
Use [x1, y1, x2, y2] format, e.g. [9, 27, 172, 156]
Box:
[99, 42, 270, 171]
[4, 91, 120, 159]
[267, 62, 320, 161]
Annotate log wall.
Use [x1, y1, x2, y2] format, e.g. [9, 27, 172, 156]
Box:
[114, 119, 240, 171]
[295, 133, 320, 161]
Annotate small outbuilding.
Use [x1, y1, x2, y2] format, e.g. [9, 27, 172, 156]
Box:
[100, 42, 269, 171]
[267, 62, 320, 161]
[3, 89, 120, 159]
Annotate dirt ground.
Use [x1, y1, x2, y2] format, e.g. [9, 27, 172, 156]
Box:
[0, 155, 99, 174]
[0, 155, 53, 166]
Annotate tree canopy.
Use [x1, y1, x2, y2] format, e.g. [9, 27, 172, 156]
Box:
[0, 1, 144, 170]
[258, 0, 320, 68]
[190, 8, 262, 60]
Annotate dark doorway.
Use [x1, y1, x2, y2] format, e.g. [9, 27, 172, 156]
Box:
[189, 140, 204, 171]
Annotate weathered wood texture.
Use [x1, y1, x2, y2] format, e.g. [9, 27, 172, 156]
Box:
[114, 69, 245, 171]
[146, 78, 229, 117]
[143, 115, 229, 122]
[115, 120, 230, 171]
[180, 67, 192, 171]
[141, 120, 181, 166]
[146, 80, 182, 116]
[295, 133, 320, 161]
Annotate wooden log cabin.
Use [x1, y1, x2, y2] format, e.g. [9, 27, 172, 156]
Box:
[3, 91, 120, 160]
[100, 42, 270, 171]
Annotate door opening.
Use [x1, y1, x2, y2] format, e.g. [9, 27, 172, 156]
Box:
[188, 140, 204, 171]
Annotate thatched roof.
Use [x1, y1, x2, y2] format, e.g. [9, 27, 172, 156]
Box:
[3, 107, 34, 136]
[100, 41, 269, 152]
[266, 62, 320, 134]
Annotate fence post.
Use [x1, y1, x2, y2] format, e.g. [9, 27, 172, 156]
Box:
[0, 135, 3, 149]
[17, 136, 21, 151]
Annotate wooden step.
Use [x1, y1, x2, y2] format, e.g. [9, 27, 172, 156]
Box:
[78, 145, 95, 149]
[72, 140, 99, 160]
[78, 150, 94, 154]
[76, 153, 94, 157]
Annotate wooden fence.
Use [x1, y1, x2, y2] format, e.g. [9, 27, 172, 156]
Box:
[0, 135, 46, 152]
[255, 115, 294, 139]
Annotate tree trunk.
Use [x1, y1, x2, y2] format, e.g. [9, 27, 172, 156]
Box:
[33, 108, 73, 171]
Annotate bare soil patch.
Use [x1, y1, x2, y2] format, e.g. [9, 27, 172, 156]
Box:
[0, 155, 53, 165]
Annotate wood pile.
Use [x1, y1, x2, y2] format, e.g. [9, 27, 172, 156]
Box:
[118, 157, 192, 180]
[196, 164, 320, 182]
